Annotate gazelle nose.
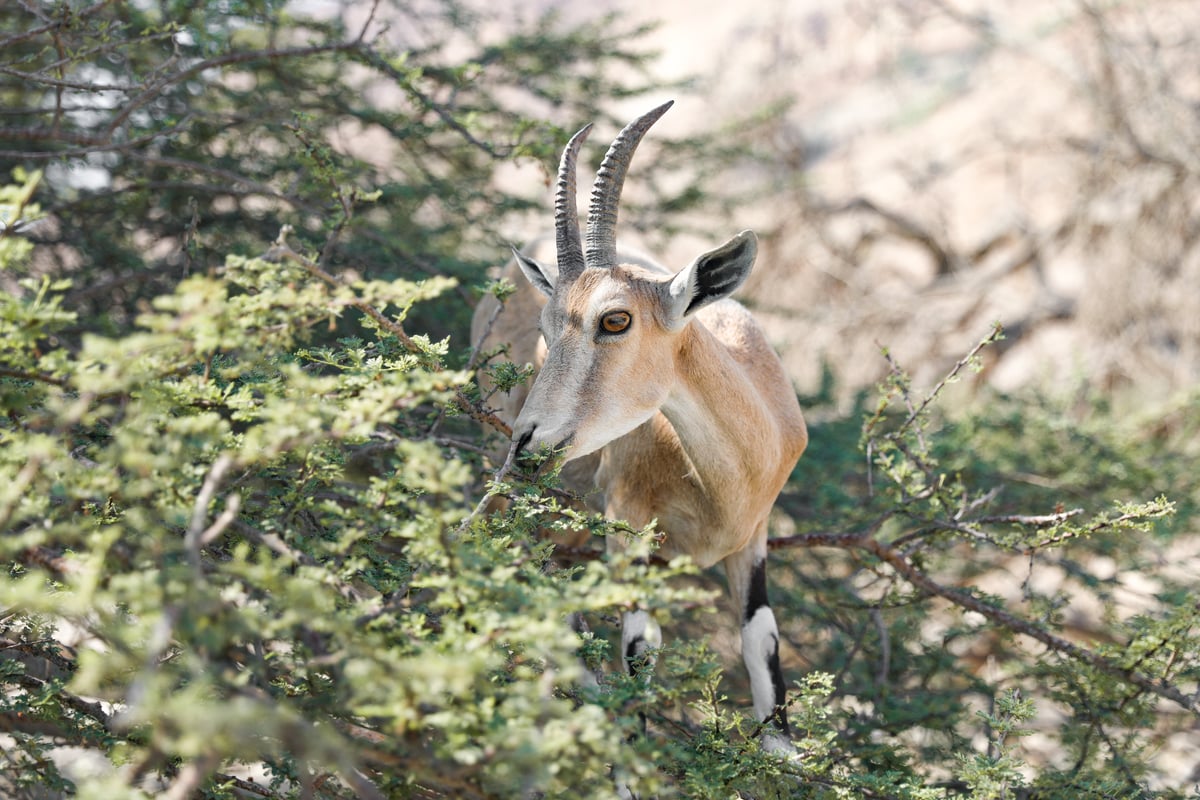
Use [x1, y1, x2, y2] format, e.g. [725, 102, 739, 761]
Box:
[514, 425, 536, 454]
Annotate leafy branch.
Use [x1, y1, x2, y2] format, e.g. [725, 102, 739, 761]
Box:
[772, 326, 1195, 721]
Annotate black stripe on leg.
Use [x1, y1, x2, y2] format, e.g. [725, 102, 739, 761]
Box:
[624, 636, 650, 741]
[767, 635, 791, 735]
[746, 557, 791, 735]
[625, 636, 652, 677]
[744, 557, 770, 623]
[625, 637, 640, 671]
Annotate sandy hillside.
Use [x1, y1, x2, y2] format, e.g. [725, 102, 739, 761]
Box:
[576, 0, 1200, 405]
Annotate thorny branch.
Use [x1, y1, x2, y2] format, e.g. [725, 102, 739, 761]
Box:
[877, 322, 1005, 442]
[263, 227, 512, 439]
[769, 326, 1194, 718]
[768, 525, 1196, 714]
[265, 227, 419, 351]
[185, 453, 236, 574]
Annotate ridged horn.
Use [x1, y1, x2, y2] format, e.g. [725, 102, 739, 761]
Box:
[553, 122, 593, 283]
[584, 100, 674, 267]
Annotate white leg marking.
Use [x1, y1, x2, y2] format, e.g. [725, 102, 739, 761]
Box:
[743, 605, 782, 725]
[621, 609, 662, 678]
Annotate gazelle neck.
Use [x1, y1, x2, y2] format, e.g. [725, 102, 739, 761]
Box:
[656, 311, 793, 513]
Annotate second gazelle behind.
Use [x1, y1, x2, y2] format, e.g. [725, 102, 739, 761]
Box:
[473, 100, 808, 749]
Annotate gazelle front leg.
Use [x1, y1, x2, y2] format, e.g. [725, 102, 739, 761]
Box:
[603, 503, 663, 685]
[621, 607, 662, 682]
[723, 538, 792, 752]
[613, 551, 661, 800]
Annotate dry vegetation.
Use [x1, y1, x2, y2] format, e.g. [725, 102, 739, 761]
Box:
[623, 0, 1200, 402]
[3, 1, 1199, 797]
[614, 1, 1200, 790]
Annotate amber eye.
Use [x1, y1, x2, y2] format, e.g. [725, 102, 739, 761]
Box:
[600, 310, 631, 334]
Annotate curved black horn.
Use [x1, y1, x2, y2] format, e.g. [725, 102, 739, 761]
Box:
[585, 100, 674, 267]
[553, 123, 593, 283]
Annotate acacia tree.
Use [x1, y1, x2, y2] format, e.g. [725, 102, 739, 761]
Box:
[0, 3, 803, 798]
[3, 2, 1200, 799]
[0, 0, 734, 337]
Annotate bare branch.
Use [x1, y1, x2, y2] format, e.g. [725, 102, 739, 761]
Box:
[820, 195, 958, 276]
[770, 526, 1199, 715]
[13, 673, 111, 729]
[185, 454, 236, 573]
[264, 228, 419, 353]
[909, 324, 1003, 432]
[0, 368, 67, 387]
[458, 438, 522, 532]
[974, 508, 1084, 527]
[163, 753, 222, 800]
[0, 115, 195, 160]
[0, 0, 120, 51]
[103, 41, 371, 139]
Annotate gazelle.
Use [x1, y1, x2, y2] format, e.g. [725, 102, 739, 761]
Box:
[472, 101, 808, 750]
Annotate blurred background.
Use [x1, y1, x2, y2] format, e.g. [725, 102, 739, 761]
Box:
[6, 0, 1199, 406]
[3, 0, 1200, 794]
[606, 0, 1200, 407]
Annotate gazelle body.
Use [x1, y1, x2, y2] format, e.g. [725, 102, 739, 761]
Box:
[472, 102, 807, 747]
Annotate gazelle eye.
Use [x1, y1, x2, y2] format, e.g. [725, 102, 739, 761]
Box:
[600, 311, 631, 334]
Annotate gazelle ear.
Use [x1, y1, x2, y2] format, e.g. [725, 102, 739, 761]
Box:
[511, 245, 558, 298]
[663, 230, 757, 327]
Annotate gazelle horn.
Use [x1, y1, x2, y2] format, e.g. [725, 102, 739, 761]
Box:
[584, 100, 674, 268]
[552, 123, 593, 282]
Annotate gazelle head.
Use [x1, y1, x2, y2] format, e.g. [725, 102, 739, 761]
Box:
[511, 101, 759, 462]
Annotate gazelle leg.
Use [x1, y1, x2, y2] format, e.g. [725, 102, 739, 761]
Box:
[621, 608, 661, 680]
[606, 517, 661, 745]
[605, 513, 661, 683]
[613, 608, 660, 799]
[724, 539, 792, 750]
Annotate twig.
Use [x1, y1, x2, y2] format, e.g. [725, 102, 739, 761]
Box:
[954, 486, 1004, 521]
[283, 123, 356, 266]
[14, 673, 111, 729]
[199, 493, 242, 547]
[232, 520, 365, 603]
[821, 195, 957, 276]
[870, 607, 891, 688]
[975, 508, 1084, 527]
[0, 0, 118, 51]
[895, 323, 1004, 438]
[770, 524, 1198, 714]
[104, 40, 371, 139]
[428, 287, 509, 438]
[186, 454, 236, 574]
[0, 114, 195, 160]
[858, 535, 1198, 714]
[265, 227, 419, 353]
[337, 768, 386, 800]
[458, 439, 521, 532]
[354, 0, 383, 44]
[353, 48, 508, 160]
[163, 754, 221, 800]
[136, 155, 307, 205]
[454, 395, 513, 438]
[212, 772, 278, 798]
[0, 454, 44, 533]
[464, 296, 506, 373]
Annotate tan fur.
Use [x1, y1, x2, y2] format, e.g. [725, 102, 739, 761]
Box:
[473, 239, 808, 569]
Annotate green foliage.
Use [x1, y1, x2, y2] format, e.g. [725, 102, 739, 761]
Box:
[5, 179, 1200, 796]
[774, 329, 1200, 799]
[956, 689, 1035, 799]
[3, 3, 1200, 798]
[0, 194, 696, 797]
[0, 0, 761, 346]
